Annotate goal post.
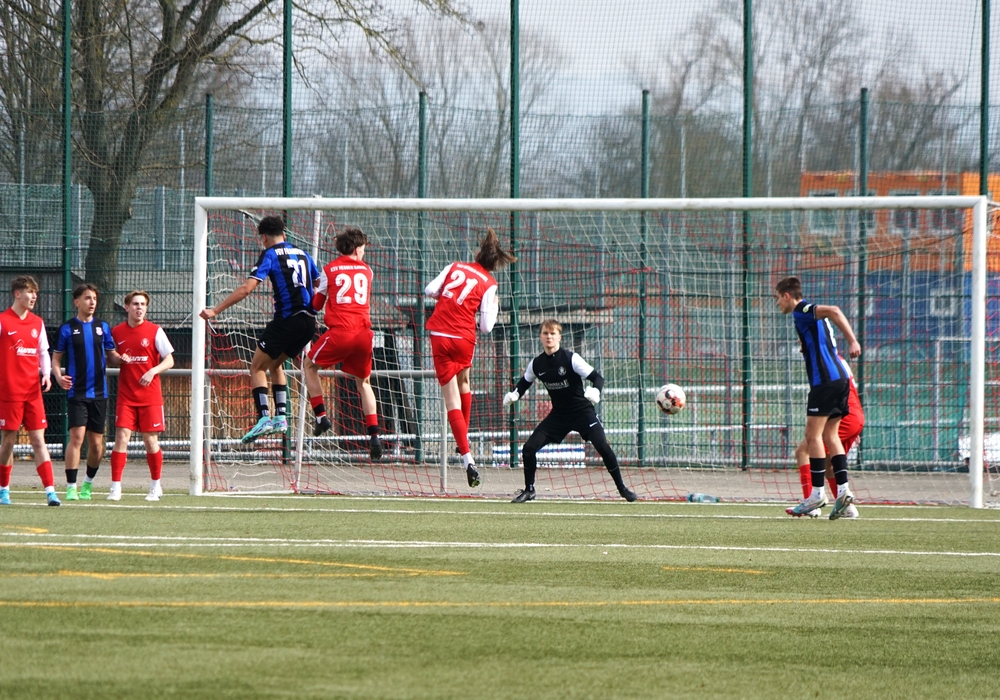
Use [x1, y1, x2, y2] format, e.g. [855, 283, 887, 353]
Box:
[191, 195, 992, 507]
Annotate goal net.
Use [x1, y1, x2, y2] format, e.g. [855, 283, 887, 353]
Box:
[192, 196, 996, 506]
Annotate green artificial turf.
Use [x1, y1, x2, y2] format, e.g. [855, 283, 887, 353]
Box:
[1, 495, 999, 699]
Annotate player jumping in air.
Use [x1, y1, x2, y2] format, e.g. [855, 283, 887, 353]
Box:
[303, 226, 383, 459]
[52, 284, 121, 501]
[425, 228, 515, 488]
[110, 291, 175, 502]
[0, 276, 59, 506]
[200, 215, 320, 443]
[775, 276, 861, 520]
[789, 352, 864, 519]
[503, 319, 637, 503]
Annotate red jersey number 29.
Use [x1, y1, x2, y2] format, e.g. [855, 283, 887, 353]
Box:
[441, 270, 478, 305]
[335, 272, 369, 305]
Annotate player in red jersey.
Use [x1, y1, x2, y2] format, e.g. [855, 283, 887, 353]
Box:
[789, 354, 864, 519]
[424, 228, 515, 488]
[109, 291, 175, 502]
[0, 276, 59, 506]
[303, 227, 383, 459]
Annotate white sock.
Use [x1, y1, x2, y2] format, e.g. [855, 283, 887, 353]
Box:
[111, 480, 121, 489]
[150, 479, 161, 490]
[462, 453, 475, 468]
[838, 483, 852, 497]
[84, 475, 94, 484]
[45, 486, 55, 495]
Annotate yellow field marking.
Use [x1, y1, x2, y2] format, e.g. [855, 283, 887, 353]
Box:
[0, 543, 463, 577]
[662, 566, 769, 575]
[2, 571, 402, 581]
[1, 597, 999, 610]
[4, 526, 49, 534]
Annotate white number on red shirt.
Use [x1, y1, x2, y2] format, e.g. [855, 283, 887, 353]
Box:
[335, 272, 369, 305]
[441, 270, 478, 306]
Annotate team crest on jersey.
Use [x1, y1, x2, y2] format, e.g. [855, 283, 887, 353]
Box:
[96, 327, 103, 335]
[141, 338, 149, 347]
[30, 329, 38, 338]
[558, 366, 566, 376]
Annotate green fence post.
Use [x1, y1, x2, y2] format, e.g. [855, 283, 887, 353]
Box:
[205, 94, 214, 197]
[857, 87, 868, 467]
[638, 90, 650, 466]
[982, 0, 990, 197]
[740, 0, 754, 471]
[416, 91, 427, 463]
[282, 0, 292, 198]
[61, 0, 73, 456]
[508, 0, 521, 472]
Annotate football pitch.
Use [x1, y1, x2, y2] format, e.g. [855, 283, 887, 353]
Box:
[2, 494, 999, 699]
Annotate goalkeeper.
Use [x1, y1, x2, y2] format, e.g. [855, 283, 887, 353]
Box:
[503, 319, 637, 503]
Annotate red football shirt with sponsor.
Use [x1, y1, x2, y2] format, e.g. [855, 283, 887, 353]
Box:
[0, 307, 49, 401]
[112, 320, 174, 406]
[425, 262, 498, 343]
[316, 255, 373, 331]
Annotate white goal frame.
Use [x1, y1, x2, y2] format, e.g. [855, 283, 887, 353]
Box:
[191, 195, 989, 506]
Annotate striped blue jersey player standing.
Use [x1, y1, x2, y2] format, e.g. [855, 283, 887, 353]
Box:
[200, 215, 320, 444]
[52, 284, 121, 501]
[775, 276, 861, 520]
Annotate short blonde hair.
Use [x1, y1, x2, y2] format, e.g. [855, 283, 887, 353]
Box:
[540, 319, 562, 333]
[11, 275, 39, 294]
[124, 290, 151, 306]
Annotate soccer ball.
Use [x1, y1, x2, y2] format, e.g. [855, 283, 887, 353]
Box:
[655, 384, 686, 415]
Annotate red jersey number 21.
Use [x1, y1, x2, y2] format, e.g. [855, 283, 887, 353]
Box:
[442, 270, 478, 306]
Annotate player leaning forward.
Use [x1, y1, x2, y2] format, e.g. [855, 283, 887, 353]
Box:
[504, 319, 637, 503]
[775, 276, 861, 520]
[0, 276, 60, 506]
[110, 291, 175, 501]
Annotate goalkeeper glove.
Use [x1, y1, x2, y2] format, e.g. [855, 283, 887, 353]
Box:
[503, 390, 520, 408]
[584, 387, 601, 405]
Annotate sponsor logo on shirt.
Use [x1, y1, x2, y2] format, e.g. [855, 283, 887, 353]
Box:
[543, 380, 570, 391]
[120, 353, 150, 363]
[12, 341, 37, 357]
[72, 329, 81, 335]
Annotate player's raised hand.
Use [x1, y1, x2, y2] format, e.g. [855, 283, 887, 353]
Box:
[199, 308, 217, 320]
[56, 373, 73, 390]
[503, 390, 520, 408]
[584, 387, 601, 405]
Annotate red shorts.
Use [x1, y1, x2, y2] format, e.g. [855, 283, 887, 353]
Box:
[0, 395, 48, 432]
[308, 327, 374, 378]
[838, 409, 865, 453]
[116, 404, 166, 433]
[430, 335, 475, 385]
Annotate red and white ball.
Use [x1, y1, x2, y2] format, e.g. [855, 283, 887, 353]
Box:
[655, 383, 686, 415]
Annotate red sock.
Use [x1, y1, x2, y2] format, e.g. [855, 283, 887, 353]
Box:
[447, 409, 470, 455]
[798, 464, 811, 499]
[146, 450, 163, 480]
[364, 413, 379, 431]
[36, 460, 54, 488]
[827, 477, 839, 499]
[309, 395, 327, 418]
[0, 465, 11, 488]
[111, 451, 127, 482]
[460, 392, 472, 427]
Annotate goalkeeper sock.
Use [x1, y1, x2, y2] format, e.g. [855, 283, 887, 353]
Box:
[798, 464, 811, 498]
[365, 413, 379, 436]
[447, 409, 470, 455]
[309, 395, 327, 420]
[36, 461, 54, 489]
[253, 387, 270, 418]
[146, 450, 163, 480]
[460, 392, 472, 427]
[111, 451, 127, 482]
[66, 468, 78, 485]
[273, 384, 287, 417]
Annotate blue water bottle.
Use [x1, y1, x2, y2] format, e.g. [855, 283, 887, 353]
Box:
[687, 492, 719, 503]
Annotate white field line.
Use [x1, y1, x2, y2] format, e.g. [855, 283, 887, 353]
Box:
[2, 532, 999, 558]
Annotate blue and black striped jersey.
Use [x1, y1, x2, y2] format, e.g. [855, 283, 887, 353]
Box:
[56, 317, 115, 399]
[793, 300, 848, 387]
[250, 241, 320, 319]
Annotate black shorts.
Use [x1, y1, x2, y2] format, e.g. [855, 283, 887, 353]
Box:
[531, 408, 604, 445]
[67, 398, 108, 433]
[807, 379, 850, 418]
[258, 313, 317, 360]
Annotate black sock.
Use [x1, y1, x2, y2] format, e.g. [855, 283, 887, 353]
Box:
[831, 453, 849, 487]
[367, 424, 379, 437]
[66, 469, 78, 485]
[86, 465, 100, 480]
[313, 402, 327, 420]
[273, 384, 287, 417]
[810, 457, 827, 489]
[253, 387, 270, 418]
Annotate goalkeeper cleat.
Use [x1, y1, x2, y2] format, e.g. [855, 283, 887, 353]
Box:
[65, 484, 79, 501]
[466, 464, 480, 488]
[47, 491, 61, 506]
[79, 481, 93, 500]
[511, 487, 536, 503]
[241, 416, 274, 444]
[107, 484, 122, 501]
[313, 416, 332, 437]
[829, 490, 855, 520]
[618, 486, 638, 502]
[368, 435, 383, 460]
[268, 416, 288, 436]
[788, 492, 827, 517]
[0, 488, 10, 505]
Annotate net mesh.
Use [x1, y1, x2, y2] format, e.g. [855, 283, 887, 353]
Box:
[200, 201, 1000, 505]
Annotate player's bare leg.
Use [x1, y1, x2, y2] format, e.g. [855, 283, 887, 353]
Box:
[0, 429, 17, 504]
[243, 349, 289, 442]
[442, 368, 478, 486]
[303, 355, 333, 437]
[355, 375, 382, 460]
[823, 417, 854, 519]
[64, 425, 87, 500]
[789, 416, 830, 516]
[79, 430, 105, 499]
[143, 432, 163, 501]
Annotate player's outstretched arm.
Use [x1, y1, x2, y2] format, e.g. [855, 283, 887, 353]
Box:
[815, 304, 861, 358]
[479, 287, 500, 334]
[200, 278, 260, 320]
[504, 361, 536, 408]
